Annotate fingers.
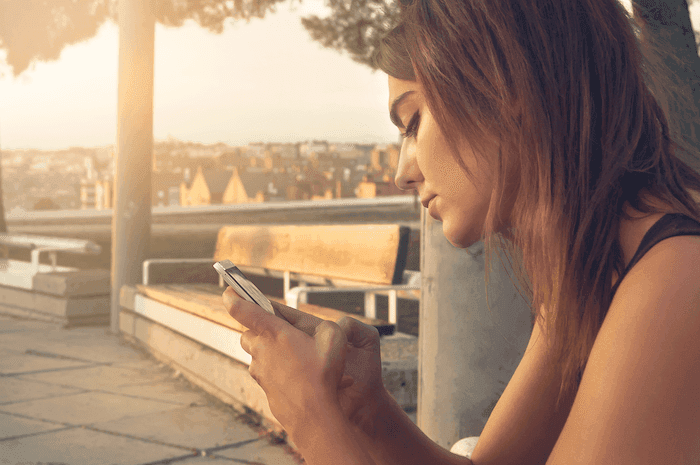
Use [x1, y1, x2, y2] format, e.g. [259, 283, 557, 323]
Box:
[240, 330, 254, 355]
[314, 320, 348, 377]
[336, 316, 380, 347]
[271, 300, 325, 337]
[224, 287, 284, 335]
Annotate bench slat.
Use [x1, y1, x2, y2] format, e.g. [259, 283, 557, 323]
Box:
[136, 284, 395, 335]
[213, 224, 410, 285]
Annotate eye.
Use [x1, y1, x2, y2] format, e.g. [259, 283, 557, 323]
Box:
[402, 111, 421, 139]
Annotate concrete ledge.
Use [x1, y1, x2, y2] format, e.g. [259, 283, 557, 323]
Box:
[32, 268, 111, 297]
[0, 284, 109, 327]
[0, 302, 110, 327]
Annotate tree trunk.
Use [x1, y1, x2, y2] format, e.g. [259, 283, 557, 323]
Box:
[633, 0, 700, 172]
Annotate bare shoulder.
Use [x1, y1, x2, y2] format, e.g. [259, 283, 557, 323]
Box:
[546, 235, 700, 464]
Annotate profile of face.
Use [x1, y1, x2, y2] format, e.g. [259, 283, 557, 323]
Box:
[389, 75, 496, 249]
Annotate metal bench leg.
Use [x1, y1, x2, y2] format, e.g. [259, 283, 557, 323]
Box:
[298, 281, 308, 304]
[388, 290, 397, 325]
[365, 292, 377, 319]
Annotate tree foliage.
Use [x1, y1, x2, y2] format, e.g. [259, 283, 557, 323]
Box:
[0, 0, 289, 76]
[300, 0, 401, 69]
[634, 0, 700, 169]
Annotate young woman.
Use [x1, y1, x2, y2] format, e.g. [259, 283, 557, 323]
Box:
[223, 1, 700, 463]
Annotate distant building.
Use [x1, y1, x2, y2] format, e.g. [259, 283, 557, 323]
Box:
[94, 179, 112, 210]
[80, 178, 95, 210]
[299, 141, 329, 158]
[356, 173, 406, 198]
[183, 166, 235, 206]
[222, 167, 296, 204]
[152, 172, 184, 207]
[370, 144, 401, 172]
[80, 177, 112, 210]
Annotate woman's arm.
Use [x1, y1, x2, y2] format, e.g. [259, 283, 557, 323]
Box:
[291, 401, 378, 465]
[350, 386, 473, 465]
[293, 387, 472, 465]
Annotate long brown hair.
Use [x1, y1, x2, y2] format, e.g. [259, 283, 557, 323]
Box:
[375, 0, 700, 407]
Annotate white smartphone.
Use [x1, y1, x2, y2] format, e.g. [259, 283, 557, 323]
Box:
[214, 260, 277, 316]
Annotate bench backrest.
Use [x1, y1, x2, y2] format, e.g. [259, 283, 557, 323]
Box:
[213, 224, 410, 285]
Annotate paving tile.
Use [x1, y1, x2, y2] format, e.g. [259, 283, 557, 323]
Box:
[0, 427, 189, 465]
[216, 437, 302, 465]
[111, 378, 211, 408]
[0, 391, 181, 425]
[0, 412, 64, 439]
[0, 327, 146, 365]
[20, 363, 171, 390]
[0, 350, 94, 375]
[92, 404, 260, 450]
[0, 376, 85, 405]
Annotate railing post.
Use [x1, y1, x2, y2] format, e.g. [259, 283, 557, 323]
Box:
[111, 0, 155, 333]
[417, 209, 531, 449]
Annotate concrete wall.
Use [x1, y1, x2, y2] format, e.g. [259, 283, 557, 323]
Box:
[418, 212, 532, 449]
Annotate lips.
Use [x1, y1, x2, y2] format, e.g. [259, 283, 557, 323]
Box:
[422, 196, 441, 221]
[421, 195, 436, 209]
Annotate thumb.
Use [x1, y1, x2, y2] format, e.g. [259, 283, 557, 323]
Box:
[314, 320, 347, 380]
[336, 316, 380, 349]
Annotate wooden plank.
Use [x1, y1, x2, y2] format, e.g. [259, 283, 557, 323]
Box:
[213, 224, 409, 285]
[136, 284, 245, 332]
[136, 283, 395, 335]
[132, 293, 252, 365]
[32, 269, 110, 297]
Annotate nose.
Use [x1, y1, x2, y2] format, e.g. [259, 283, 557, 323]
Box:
[394, 140, 423, 191]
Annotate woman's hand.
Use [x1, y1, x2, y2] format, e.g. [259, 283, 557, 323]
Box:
[222, 287, 386, 442]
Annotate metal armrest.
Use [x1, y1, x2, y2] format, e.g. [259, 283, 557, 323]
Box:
[142, 258, 213, 285]
[285, 283, 420, 324]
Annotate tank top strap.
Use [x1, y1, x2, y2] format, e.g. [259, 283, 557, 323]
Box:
[611, 213, 700, 299]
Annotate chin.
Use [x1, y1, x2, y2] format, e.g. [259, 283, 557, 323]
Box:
[442, 223, 480, 249]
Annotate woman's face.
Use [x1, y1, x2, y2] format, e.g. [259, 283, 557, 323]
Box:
[389, 75, 498, 248]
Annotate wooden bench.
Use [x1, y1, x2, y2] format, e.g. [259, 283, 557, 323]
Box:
[0, 234, 110, 327]
[119, 224, 420, 433]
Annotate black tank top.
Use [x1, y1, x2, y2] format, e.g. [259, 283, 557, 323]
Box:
[576, 213, 700, 386]
[610, 213, 700, 300]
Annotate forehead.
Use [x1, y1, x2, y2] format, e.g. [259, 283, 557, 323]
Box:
[388, 75, 422, 106]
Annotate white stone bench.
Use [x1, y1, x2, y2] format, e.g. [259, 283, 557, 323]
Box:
[0, 234, 110, 327]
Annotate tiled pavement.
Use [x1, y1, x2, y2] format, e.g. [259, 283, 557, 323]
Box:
[0, 315, 302, 465]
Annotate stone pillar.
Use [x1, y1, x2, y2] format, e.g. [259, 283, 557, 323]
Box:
[417, 209, 532, 449]
[111, 0, 155, 332]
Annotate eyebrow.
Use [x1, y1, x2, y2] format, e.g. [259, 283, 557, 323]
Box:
[389, 90, 416, 129]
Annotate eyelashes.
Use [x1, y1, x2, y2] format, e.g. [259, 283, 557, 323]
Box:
[403, 111, 421, 139]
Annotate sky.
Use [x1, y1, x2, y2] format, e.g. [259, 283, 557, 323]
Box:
[0, 1, 399, 150]
[0, 0, 698, 151]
